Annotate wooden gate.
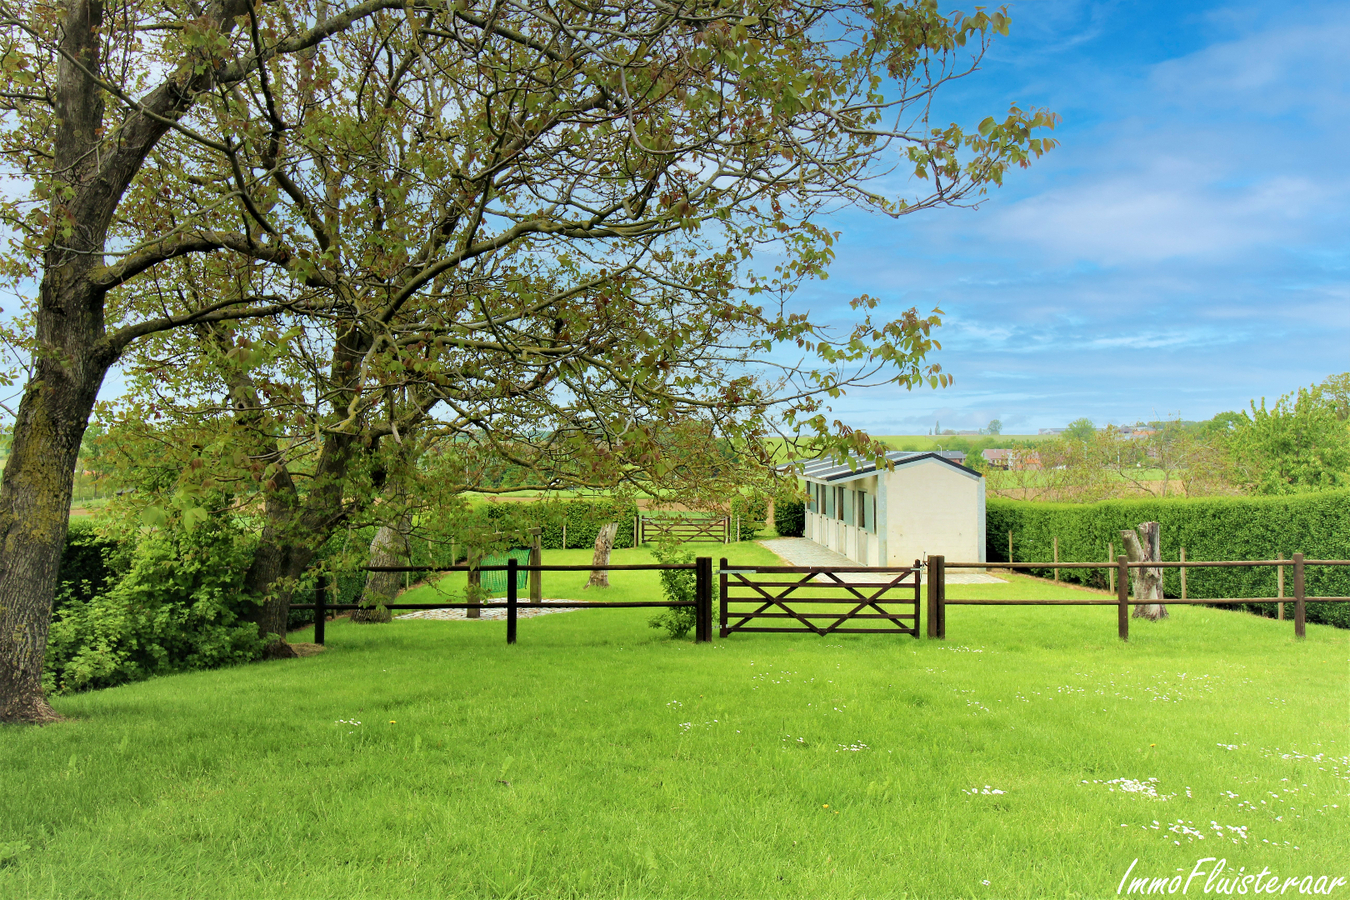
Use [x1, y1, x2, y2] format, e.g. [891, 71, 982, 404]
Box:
[719, 560, 922, 637]
[640, 514, 729, 544]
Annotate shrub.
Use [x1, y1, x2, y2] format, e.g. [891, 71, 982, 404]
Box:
[731, 492, 770, 540]
[773, 494, 805, 537]
[988, 492, 1350, 628]
[44, 517, 265, 693]
[647, 541, 697, 639]
[55, 518, 122, 619]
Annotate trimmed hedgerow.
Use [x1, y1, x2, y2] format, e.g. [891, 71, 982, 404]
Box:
[987, 492, 1350, 628]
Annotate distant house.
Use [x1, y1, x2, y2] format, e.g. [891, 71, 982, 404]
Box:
[981, 448, 1040, 470]
[1038, 428, 1066, 435]
[790, 451, 985, 567]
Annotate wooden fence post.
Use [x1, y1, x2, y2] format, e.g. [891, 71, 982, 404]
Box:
[1277, 552, 1285, 620]
[314, 573, 327, 646]
[718, 557, 729, 638]
[1053, 536, 1059, 582]
[561, 523, 566, 550]
[929, 555, 945, 640]
[695, 557, 712, 643]
[1008, 530, 1013, 563]
[1293, 552, 1305, 639]
[1180, 546, 1187, 602]
[506, 557, 518, 645]
[926, 557, 938, 638]
[1117, 555, 1129, 642]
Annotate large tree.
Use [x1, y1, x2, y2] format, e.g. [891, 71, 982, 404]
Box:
[0, 0, 1056, 722]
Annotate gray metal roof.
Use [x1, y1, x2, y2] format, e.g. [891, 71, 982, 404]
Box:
[786, 450, 980, 483]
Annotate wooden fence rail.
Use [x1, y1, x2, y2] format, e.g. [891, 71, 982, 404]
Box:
[930, 554, 1350, 641]
[295, 558, 715, 646]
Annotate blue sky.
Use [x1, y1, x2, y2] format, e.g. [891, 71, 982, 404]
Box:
[801, 0, 1350, 435]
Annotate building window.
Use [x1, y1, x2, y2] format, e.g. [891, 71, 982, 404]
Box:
[825, 484, 834, 518]
[834, 486, 845, 521]
[863, 492, 876, 533]
[842, 487, 853, 525]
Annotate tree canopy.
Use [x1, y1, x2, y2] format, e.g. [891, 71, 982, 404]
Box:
[0, 0, 1058, 723]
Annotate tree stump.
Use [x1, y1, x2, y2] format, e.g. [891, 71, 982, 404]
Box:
[584, 523, 619, 589]
[1120, 521, 1168, 620]
[354, 513, 412, 623]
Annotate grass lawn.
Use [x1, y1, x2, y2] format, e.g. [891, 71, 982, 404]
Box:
[2, 544, 1347, 899]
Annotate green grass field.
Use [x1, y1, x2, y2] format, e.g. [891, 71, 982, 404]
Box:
[2, 544, 1346, 899]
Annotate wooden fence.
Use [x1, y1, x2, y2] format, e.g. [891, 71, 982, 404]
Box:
[928, 554, 1350, 641]
[638, 514, 730, 544]
[295, 554, 1350, 649]
[719, 560, 921, 637]
[293, 558, 715, 646]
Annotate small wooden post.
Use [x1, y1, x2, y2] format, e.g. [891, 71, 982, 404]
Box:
[1117, 555, 1129, 642]
[1277, 552, 1285, 620]
[1053, 536, 1059, 582]
[1293, 552, 1305, 639]
[1108, 542, 1115, 594]
[718, 557, 730, 638]
[736, 515, 741, 543]
[695, 556, 712, 643]
[561, 523, 566, 550]
[314, 573, 327, 646]
[633, 516, 638, 548]
[528, 527, 543, 605]
[1008, 530, 1013, 563]
[1180, 546, 1187, 602]
[925, 558, 937, 638]
[506, 557, 518, 645]
[934, 555, 946, 640]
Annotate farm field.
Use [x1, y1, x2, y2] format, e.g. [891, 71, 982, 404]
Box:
[1, 547, 1346, 899]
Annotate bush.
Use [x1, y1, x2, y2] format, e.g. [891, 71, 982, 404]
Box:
[731, 492, 770, 541]
[647, 541, 697, 639]
[44, 517, 265, 693]
[988, 492, 1350, 628]
[773, 494, 805, 537]
[56, 518, 122, 619]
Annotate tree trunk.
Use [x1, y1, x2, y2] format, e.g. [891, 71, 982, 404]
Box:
[466, 551, 483, 618]
[0, 356, 105, 723]
[354, 513, 412, 624]
[584, 523, 619, 589]
[0, 0, 251, 723]
[1121, 522, 1168, 620]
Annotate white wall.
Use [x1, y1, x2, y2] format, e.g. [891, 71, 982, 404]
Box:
[883, 461, 983, 566]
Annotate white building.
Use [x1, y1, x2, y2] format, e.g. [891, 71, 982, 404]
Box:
[794, 451, 986, 567]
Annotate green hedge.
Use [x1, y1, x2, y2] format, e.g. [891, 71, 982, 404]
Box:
[988, 493, 1350, 628]
[774, 496, 805, 537]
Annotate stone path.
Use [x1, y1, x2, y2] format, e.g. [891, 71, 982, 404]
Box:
[395, 600, 581, 621]
[756, 537, 1006, 584]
